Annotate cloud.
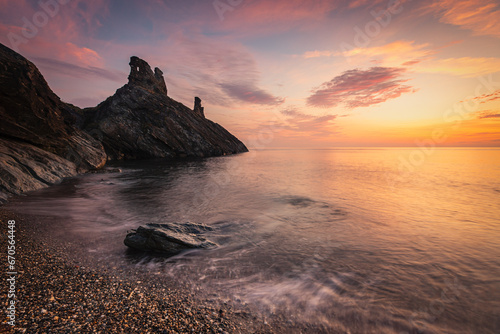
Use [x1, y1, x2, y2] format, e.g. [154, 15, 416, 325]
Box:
[338, 40, 500, 77]
[307, 67, 415, 108]
[219, 83, 284, 105]
[302, 50, 336, 59]
[242, 107, 338, 143]
[209, 0, 392, 37]
[57, 42, 105, 68]
[474, 110, 500, 119]
[402, 60, 422, 66]
[467, 89, 500, 104]
[421, 57, 500, 77]
[153, 32, 283, 107]
[342, 40, 433, 65]
[212, 0, 338, 35]
[265, 108, 339, 137]
[32, 57, 125, 82]
[426, 0, 500, 38]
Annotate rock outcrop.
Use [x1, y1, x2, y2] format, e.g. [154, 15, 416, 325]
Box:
[0, 44, 107, 170]
[0, 43, 107, 203]
[193, 97, 205, 118]
[0, 140, 78, 203]
[124, 223, 217, 254]
[128, 56, 168, 96]
[83, 56, 248, 160]
[0, 43, 247, 203]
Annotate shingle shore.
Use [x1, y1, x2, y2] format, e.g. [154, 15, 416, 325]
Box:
[0, 209, 274, 334]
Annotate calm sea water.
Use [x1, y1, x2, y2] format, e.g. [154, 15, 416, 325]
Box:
[7, 148, 500, 333]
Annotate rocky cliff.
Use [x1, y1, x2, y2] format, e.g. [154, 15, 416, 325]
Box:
[0, 44, 247, 203]
[0, 43, 107, 203]
[83, 56, 247, 160]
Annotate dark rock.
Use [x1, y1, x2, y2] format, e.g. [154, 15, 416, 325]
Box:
[84, 56, 248, 160]
[0, 140, 77, 198]
[0, 44, 248, 203]
[128, 56, 167, 95]
[0, 43, 107, 202]
[124, 223, 217, 254]
[0, 43, 107, 170]
[194, 97, 205, 118]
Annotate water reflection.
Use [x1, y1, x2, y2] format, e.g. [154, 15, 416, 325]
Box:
[6, 148, 500, 333]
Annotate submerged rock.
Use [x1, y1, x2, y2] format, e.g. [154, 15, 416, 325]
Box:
[124, 223, 217, 254]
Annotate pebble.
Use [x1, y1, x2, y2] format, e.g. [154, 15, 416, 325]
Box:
[0, 209, 282, 334]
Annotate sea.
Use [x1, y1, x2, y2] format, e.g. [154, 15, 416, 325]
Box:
[6, 148, 500, 333]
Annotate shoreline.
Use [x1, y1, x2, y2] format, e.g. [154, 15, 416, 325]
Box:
[0, 208, 275, 334]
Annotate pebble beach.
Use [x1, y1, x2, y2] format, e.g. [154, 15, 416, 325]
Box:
[0, 209, 276, 334]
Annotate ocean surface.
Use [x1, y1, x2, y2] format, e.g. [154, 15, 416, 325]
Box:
[7, 148, 500, 333]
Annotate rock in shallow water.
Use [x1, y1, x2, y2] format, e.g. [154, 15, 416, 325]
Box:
[124, 222, 217, 254]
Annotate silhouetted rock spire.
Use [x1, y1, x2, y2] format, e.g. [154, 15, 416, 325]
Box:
[128, 56, 167, 95]
[194, 97, 205, 118]
[86, 56, 248, 160]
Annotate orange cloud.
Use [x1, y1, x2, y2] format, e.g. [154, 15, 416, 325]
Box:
[420, 57, 500, 77]
[55, 42, 103, 68]
[427, 0, 500, 38]
[467, 89, 500, 104]
[474, 110, 500, 119]
[338, 40, 500, 77]
[247, 108, 338, 142]
[343, 40, 433, 65]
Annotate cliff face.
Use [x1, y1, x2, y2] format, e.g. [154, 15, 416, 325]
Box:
[0, 44, 247, 203]
[84, 56, 248, 160]
[0, 43, 107, 202]
[0, 44, 107, 170]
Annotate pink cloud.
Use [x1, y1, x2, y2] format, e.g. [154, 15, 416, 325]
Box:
[307, 67, 415, 109]
[215, 0, 336, 33]
[143, 32, 283, 107]
[280, 109, 338, 137]
[219, 83, 284, 105]
[0, 0, 109, 67]
[247, 108, 338, 139]
[402, 60, 421, 66]
[31, 57, 125, 82]
[472, 89, 500, 104]
[211, 0, 391, 36]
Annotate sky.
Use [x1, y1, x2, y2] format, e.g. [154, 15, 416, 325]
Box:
[1, 0, 500, 148]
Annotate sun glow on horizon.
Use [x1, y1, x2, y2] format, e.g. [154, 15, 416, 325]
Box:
[1, 0, 499, 147]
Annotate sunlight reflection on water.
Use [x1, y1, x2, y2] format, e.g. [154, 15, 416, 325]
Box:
[8, 148, 500, 333]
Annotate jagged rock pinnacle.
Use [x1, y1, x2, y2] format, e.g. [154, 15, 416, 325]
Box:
[128, 56, 168, 95]
[194, 97, 205, 118]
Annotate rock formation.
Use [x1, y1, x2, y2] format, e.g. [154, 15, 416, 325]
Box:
[124, 222, 217, 254]
[193, 97, 205, 118]
[0, 43, 248, 203]
[128, 56, 168, 95]
[83, 56, 247, 160]
[0, 43, 107, 203]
